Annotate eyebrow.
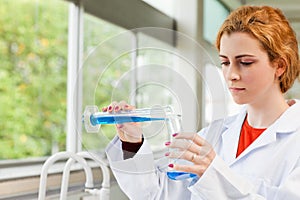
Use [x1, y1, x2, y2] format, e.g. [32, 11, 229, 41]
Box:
[219, 54, 256, 59]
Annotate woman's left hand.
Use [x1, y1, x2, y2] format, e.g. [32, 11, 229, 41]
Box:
[165, 132, 216, 177]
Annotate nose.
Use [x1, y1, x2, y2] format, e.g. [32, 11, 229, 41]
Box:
[223, 64, 240, 81]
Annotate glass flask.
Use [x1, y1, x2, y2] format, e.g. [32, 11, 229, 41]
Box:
[166, 114, 198, 180]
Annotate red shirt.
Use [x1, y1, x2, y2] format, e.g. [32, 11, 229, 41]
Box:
[236, 117, 266, 157]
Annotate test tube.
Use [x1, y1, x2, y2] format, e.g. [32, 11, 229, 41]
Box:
[83, 105, 173, 133]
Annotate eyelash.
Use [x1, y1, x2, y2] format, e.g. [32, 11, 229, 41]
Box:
[241, 62, 253, 66]
[220, 61, 253, 66]
[221, 61, 230, 66]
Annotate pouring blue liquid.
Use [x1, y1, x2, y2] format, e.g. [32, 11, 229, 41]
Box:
[83, 105, 197, 181]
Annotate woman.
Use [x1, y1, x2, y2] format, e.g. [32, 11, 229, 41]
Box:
[104, 5, 300, 199]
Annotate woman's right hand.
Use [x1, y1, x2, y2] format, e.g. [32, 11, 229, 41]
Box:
[102, 101, 143, 143]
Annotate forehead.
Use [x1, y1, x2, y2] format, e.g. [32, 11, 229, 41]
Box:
[219, 32, 266, 57]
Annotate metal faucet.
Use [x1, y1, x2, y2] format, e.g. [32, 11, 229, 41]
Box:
[38, 151, 110, 200]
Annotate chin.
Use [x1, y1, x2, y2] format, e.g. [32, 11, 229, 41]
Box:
[232, 98, 247, 105]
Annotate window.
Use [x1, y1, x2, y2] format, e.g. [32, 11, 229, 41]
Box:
[203, 0, 229, 44]
[286, 80, 300, 99]
[74, 0, 177, 152]
[0, 0, 177, 159]
[0, 1, 177, 198]
[0, 0, 68, 159]
[81, 25, 178, 152]
[81, 13, 128, 150]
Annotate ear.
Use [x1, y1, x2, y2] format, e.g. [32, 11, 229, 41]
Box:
[274, 58, 286, 78]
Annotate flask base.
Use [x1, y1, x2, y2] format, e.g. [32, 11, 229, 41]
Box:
[167, 171, 197, 180]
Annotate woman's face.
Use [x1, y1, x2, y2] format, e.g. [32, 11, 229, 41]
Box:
[219, 32, 280, 105]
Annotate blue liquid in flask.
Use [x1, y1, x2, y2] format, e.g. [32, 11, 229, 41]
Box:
[167, 171, 197, 180]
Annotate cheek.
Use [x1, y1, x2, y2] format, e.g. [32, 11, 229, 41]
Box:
[221, 67, 228, 80]
[240, 72, 254, 83]
[247, 68, 275, 87]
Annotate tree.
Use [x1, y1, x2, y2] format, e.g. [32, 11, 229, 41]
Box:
[0, 0, 68, 158]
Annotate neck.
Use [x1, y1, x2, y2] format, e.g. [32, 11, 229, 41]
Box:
[246, 92, 289, 128]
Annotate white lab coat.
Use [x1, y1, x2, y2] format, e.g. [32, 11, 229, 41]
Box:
[106, 101, 300, 200]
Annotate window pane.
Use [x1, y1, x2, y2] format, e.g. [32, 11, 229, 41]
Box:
[82, 14, 128, 150]
[286, 81, 300, 99]
[81, 25, 178, 151]
[203, 0, 229, 44]
[135, 32, 178, 150]
[0, 0, 68, 159]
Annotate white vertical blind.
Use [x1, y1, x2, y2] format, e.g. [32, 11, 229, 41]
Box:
[66, 2, 84, 152]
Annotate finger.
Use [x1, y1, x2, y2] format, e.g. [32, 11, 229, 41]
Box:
[118, 101, 136, 111]
[171, 163, 206, 177]
[287, 99, 296, 106]
[169, 138, 213, 158]
[117, 123, 143, 142]
[173, 132, 206, 147]
[116, 124, 124, 129]
[107, 101, 118, 112]
[102, 106, 108, 112]
[167, 147, 214, 163]
[115, 101, 135, 112]
[169, 139, 204, 156]
[167, 150, 196, 162]
[168, 139, 194, 151]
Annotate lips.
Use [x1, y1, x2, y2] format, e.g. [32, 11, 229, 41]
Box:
[229, 87, 245, 92]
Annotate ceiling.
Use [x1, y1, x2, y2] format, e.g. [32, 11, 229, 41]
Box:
[222, 0, 300, 42]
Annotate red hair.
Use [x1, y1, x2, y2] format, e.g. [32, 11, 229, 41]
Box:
[216, 5, 300, 93]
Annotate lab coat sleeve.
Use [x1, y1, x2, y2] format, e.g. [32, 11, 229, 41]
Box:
[105, 136, 159, 199]
[188, 155, 265, 199]
[274, 157, 300, 200]
[189, 155, 300, 200]
[105, 136, 192, 200]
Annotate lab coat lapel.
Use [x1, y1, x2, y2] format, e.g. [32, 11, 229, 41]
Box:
[234, 125, 277, 162]
[220, 109, 246, 166]
[233, 101, 300, 164]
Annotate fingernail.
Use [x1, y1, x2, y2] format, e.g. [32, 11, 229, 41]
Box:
[165, 141, 171, 146]
[108, 106, 112, 111]
[102, 107, 108, 112]
[168, 164, 174, 168]
[116, 124, 123, 128]
[172, 133, 178, 137]
[124, 104, 129, 108]
[115, 106, 119, 111]
[165, 152, 170, 156]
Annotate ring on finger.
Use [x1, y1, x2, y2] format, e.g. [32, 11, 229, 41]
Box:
[191, 153, 197, 162]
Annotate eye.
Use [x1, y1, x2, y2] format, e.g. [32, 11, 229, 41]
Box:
[221, 61, 230, 66]
[240, 61, 253, 66]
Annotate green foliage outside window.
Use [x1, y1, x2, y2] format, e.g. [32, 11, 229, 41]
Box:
[0, 0, 68, 159]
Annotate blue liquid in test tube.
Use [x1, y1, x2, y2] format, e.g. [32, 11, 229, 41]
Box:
[84, 106, 171, 128]
[90, 115, 166, 125]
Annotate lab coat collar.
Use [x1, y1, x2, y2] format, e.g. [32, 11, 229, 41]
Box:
[221, 109, 246, 165]
[272, 100, 300, 133]
[221, 100, 300, 166]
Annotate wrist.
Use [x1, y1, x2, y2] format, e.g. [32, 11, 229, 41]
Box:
[120, 136, 143, 144]
[121, 138, 144, 159]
